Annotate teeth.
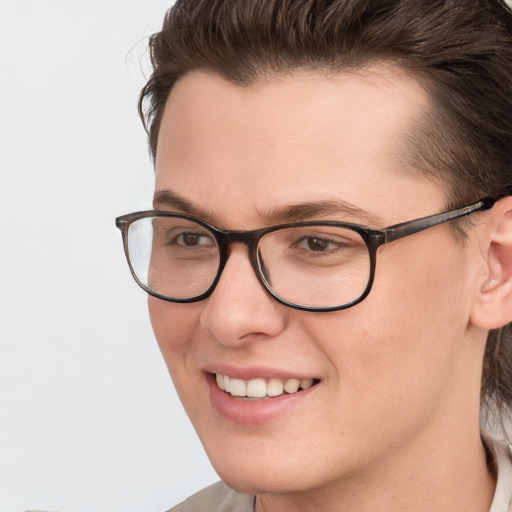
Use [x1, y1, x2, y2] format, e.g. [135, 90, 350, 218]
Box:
[300, 378, 314, 390]
[267, 378, 284, 397]
[246, 378, 267, 398]
[215, 374, 317, 398]
[283, 378, 300, 393]
[228, 378, 246, 397]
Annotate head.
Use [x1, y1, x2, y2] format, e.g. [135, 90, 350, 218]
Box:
[136, 0, 512, 496]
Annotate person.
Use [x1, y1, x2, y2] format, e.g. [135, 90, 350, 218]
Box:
[115, 0, 512, 510]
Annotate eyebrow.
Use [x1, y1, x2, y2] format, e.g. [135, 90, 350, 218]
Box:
[153, 189, 384, 227]
[153, 189, 212, 218]
[262, 201, 384, 226]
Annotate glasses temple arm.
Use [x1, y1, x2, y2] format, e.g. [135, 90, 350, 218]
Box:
[382, 196, 496, 244]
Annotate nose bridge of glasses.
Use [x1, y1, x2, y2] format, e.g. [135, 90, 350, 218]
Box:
[216, 229, 264, 282]
[217, 229, 260, 250]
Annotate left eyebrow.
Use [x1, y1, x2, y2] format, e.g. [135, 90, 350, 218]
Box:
[261, 200, 385, 226]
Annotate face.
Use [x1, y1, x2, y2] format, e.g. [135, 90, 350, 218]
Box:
[150, 68, 484, 496]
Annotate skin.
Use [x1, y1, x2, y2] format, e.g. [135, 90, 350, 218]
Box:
[150, 67, 499, 512]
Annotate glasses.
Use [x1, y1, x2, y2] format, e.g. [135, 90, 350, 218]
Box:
[115, 197, 494, 312]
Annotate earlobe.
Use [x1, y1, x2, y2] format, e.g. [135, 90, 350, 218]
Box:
[470, 197, 512, 330]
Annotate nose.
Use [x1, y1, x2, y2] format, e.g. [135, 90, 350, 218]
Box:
[199, 244, 288, 347]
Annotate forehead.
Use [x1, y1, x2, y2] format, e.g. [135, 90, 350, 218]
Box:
[155, 66, 442, 227]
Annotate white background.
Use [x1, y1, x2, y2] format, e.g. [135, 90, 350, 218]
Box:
[0, 1, 218, 511]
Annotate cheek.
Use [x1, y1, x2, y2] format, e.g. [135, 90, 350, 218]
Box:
[148, 297, 202, 379]
[303, 236, 470, 421]
[374, 230, 471, 328]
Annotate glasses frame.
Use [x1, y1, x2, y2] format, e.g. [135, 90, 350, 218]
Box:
[116, 196, 495, 312]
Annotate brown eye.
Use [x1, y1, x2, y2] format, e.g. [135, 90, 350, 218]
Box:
[179, 233, 204, 246]
[304, 237, 332, 252]
[295, 236, 342, 253]
[172, 231, 215, 248]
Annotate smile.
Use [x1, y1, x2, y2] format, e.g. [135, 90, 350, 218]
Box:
[215, 373, 318, 399]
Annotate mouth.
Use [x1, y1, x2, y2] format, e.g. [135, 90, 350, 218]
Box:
[214, 373, 320, 401]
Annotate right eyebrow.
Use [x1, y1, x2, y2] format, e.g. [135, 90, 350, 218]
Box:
[153, 189, 214, 219]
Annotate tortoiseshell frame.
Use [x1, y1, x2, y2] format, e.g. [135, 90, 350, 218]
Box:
[116, 196, 495, 312]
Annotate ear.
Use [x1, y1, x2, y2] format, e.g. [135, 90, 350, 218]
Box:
[470, 196, 512, 330]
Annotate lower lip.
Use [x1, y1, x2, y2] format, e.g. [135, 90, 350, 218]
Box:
[206, 374, 318, 425]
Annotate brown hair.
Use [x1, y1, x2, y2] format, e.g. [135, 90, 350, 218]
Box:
[139, 0, 512, 425]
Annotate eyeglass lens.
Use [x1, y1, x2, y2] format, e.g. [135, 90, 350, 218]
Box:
[127, 216, 371, 309]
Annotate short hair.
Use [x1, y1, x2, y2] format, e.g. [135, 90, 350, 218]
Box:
[139, 0, 512, 425]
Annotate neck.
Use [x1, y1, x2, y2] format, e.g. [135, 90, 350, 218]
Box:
[256, 424, 496, 512]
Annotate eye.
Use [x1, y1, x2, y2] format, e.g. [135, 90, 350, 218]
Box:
[175, 232, 214, 247]
[296, 236, 340, 253]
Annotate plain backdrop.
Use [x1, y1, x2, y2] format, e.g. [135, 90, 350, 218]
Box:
[0, 1, 218, 511]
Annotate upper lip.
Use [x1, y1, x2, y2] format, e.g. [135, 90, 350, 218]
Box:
[203, 364, 319, 381]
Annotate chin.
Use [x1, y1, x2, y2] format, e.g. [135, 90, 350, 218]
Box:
[202, 441, 336, 496]
[215, 467, 306, 496]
